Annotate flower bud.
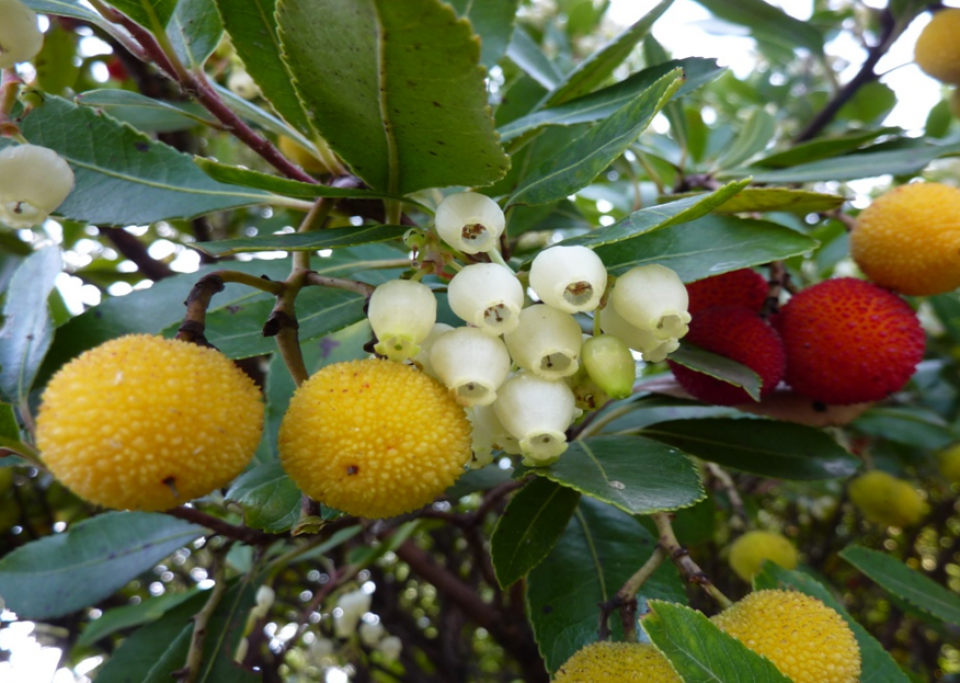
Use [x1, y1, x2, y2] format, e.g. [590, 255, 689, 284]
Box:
[610, 264, 690, 340]
[0, 145, 75, 229]
[599, 304, 679, 363]
[378, 635, 403, 662]
[359, 621, 385, 647]
[227, 69, 260, 99]
[448, 263, 523, 336]
[529, 246, 607, 313]
[334, 588, 371, 638]
[582, 335, 636, 399]
[251, 585, 275, 619]
[566, 363, 609, 411]
[469, 403, 522, 465]
[430, 327, 511, 406]
[435, 192, 505, 254]
[368, 280, 437, 361]
[494, 373, 578, 466]
[0, 0, 43, 69]
[504, 305, 582, 380]
[412, 322, 454, 379]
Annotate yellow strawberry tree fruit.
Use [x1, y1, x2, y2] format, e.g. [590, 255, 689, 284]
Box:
[915, 9, 960, 84]
[36, 335, 263, 511]
[554, 641, 681, 683]
[727, 530, 799, 582]
[277, 135, 342, 175]
[851, 182, 960, 295]
[848, 470, 924, 527]
[279, 359, 472, 519]
[712, 590, 861, 683]
[938, 443, 960, 484]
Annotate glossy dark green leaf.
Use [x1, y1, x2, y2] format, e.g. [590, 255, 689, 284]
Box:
[755, 564, 912, 683]
[713, 107, 776, 170]
[0, 512, 206, 619]
[498, 58, 722, 142]
[168, 0, 224, 70]
[537, 435, 703, 514]
[642, 418, 860, 480]
[692, 0, 823, 55]
[197, 225, 405, 256]
[23, 0, 114, 30]
[526, 497, 686, 672]
[0, 247, 61, 405]
[595, 214, 817, 280]
[668, 343, 762, 401]
[839, 81, 896, 125]
[509, 70, 683, 206]
[227, 460, 300, 532]
[277, 0, 509, 193]
[446, 0, 519, 68]
[20, 95, 271, 225]
[558, 179, 749, 251]
[753, 127, 900, 168]
[107, 0, 178, 32]
[841, 546, 960, 627]
[694, 187, 846, 214]
[0, 403, 19, 441]
[213, 0, 312, 138]
[76, 90, 216, 131]
[853, 407, 958, 450]
[643, 601, 793, 683]
[445, 464, 514, 499]
[931, 293, 960, 344]
[506, 26, 564, 90]
[542, 0, 674, 106]
[77, 587, 202, 647]
[490, 477, 580, 588]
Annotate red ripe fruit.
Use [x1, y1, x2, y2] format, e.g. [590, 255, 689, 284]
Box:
[774, 278, 925, 405]
[667, 306, 786, 406]
[686, 269, 768, 315]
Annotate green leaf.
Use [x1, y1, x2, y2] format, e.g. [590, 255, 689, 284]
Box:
[713, 107, 776, 170]
[931, 293, 960, 344]
[0, 511, 206, 619]
[692, 0, 823, 55]
[526, 497, 686, 672]
[0, 247, 61, 405]
[687, 187, 846, 214]
[642, 601, 793, 683]
[196, 225, 404, 256]
[753, 127, 900, 168]
[168, 0, 224, 71]
[20, 95, 272, 225]
[490, 477, 580, 588]
[839, 81, 896, 125]
[23, 0, 115, 31]
[542, 0, 674, 106]
[509, 69, 683, 206]
[498, 58, 722, 143]
[557, 179, 749, 251]
[213, 0, 312, 138]
[77, 587, 202, 648]
[668, 343, 762, 401]
[841, 546, 960, 627]
[34, 25, 80, 96]
[277, 0, 509, 194]
[755, 564, 912, 683]
[535, 435, 703, 515]
[107, 0, 178, 32]
[212, 82, 313, 149]
[0, 403, 19, 441]
[595, 214, 818, 281]
[853, 407, 957, 450]
[642, 418, 861, 480]
[446, 0, 519, 68]
[227, 460, 300, 532]
[506, 26, 564, 90]
[76, 89, 217, 130]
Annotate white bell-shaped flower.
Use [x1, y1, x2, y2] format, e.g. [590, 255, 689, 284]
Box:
[448, 263, 524, 336]
[0, 0, 43, 69]
[469, 404, 522, 467]
[429, 327, 510, 407]
[251, 585, 275, 619]
[359, 621, 385, 648]
[378, 635, 403, 662]
[494, 373, 578, 466]
[227, 69, 260, 99]
[529, 245, 607, 313]
[0, 145, 75, 229]
[599, 304, 679, 363]
[504, 305, 583, 380]
[609, 264, 691, 340]
[334, 588, 372, 638]
[412, 322, 453, 379]
[368, 279, 437, 361]
[435, 192, 505, 254]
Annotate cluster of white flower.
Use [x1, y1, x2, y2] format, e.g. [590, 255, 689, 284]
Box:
[368, 192, 691, 468]
[0, 144, 75, 229]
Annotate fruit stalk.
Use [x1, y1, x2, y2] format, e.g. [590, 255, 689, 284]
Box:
[173, 558, 228, 683]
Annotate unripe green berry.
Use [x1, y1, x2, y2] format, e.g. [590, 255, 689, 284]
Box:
[581, 335, 635, 399]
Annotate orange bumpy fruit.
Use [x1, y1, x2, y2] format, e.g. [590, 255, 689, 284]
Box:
[851, 182, 960, 295]
[36, 335, 263, 511]
[728, 530, 799, 582]
[279, 359, 472, 518]
[554, 641, 681, 682]
[712, 590, 861, 683]
[915, 9, 960, 84]
[848, 470, 924, 527]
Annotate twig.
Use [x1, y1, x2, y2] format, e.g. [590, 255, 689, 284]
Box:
[304, 273, 376, 297]
[99, 227, 175, 281]
[599, 547, 666, 640]
[704, 462, 748, 529]
[176, 270, 284, 346]
[174, 559, 228, 683]
[652, 512, 732, 609]
[165, 506, 278, 546]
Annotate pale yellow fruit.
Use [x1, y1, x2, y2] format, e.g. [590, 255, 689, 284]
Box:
[915, 9, 960, 84]
[554, 641, 681, 682]
[848, 470, 924, 527]
[712, 590, 861, 683]
[279, 359, 471, 519]
[851, 182, 960, 295]
[728, 530, 799, 582]
[278, 135, 341, 175]
[36, 335, 263, 511]
[938, 443, 960, 484]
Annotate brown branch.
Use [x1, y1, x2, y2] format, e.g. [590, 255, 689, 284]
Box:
[165, 505, 278, 546]
[304, 273, 376, 297]
[176, 273, 225, 346]
[599, 546, 666, 641]
[99, 227, 175, 281]
[174, 559, 228, 683]
[653, 512, 733, 609]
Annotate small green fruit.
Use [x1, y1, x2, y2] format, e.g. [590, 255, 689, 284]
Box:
[581, 335, 635, 399]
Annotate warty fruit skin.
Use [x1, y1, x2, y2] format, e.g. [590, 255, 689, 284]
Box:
[914, 9, 960, 84]
[774, 278, 925, 405]
[728, 530, 799, 582]
[36, 335, 263, 511]
[848, 470, 924, 527]
[686, 268, 768, 315]
[553, 641, 681, 682]
[279, 359, 472, 519]
[851, 182, 960, 295]
[712, 589, 861, 683]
